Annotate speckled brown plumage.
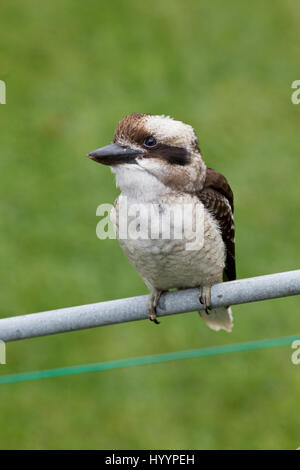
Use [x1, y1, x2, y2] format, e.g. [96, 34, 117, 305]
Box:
[114, 113, 149, 145]
[198, 167, 236, 281]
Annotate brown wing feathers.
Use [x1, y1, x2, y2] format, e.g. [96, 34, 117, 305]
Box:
[198, 168, 236, 281]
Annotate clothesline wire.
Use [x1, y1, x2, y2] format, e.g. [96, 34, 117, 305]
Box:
[0, 333, 298, 385]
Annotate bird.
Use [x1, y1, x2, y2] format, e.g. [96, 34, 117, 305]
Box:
[87, 113, 236, 332]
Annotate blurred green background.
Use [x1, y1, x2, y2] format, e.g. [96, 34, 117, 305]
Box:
[0, 0, 300, 450]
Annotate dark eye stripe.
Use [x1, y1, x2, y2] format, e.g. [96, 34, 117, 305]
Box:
[146, 144, 190, 166]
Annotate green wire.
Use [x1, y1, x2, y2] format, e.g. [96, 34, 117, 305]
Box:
[0, 334, 299, 385]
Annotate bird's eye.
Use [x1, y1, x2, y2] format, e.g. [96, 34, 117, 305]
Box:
[144, 136, 157, 148]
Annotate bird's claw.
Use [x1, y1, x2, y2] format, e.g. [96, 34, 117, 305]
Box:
[148, 312, 160, 325]
[147, 289, 163, 325]
[199, 286, 212, 315]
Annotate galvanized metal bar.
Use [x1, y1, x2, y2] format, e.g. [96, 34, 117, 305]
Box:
[0, 270, 300, 342]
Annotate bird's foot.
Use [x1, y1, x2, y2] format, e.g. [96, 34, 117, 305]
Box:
[147, 289, 163, 325]
[199, 285, 212, 314]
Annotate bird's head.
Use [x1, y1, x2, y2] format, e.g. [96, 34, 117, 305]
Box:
[88, 113, 207, 195]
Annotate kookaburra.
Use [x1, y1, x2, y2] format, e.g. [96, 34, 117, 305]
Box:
[88, 113, 236, 332]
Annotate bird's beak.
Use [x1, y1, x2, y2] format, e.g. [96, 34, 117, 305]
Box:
[87, 143, 142, 165]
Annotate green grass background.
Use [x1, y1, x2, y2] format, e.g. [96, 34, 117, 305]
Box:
[0, 0, 300, 450]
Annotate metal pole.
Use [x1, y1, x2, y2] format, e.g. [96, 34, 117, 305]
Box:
[0, 270, 300, 342]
